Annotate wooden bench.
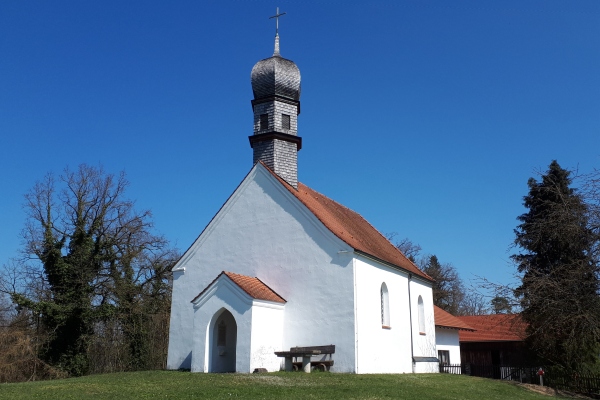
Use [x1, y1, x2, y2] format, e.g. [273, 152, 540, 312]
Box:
[275, 345, 335, 372]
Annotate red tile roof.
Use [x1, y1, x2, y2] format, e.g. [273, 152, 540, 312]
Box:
[261, 163, 432, 281]
[434, 306, 475, 331]
[192, 271, 286, 304]
[458, 314, 526, 342]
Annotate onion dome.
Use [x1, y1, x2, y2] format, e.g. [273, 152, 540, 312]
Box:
[251, 35, 301, 101]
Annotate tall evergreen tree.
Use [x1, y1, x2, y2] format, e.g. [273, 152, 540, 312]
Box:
[490, 296, 512, 314]
[513, 160, 600, 370]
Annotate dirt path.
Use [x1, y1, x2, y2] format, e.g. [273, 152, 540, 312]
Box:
[516, 382, 590, 398]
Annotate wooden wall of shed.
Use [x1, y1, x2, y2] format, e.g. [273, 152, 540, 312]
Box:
[460, 341, 533, 366]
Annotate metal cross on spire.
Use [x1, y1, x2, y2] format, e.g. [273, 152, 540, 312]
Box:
[269, 7, 286, 35]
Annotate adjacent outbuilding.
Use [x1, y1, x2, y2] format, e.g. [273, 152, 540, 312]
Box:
[433, 306, 475, 366]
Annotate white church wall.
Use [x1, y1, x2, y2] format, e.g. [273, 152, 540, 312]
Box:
[410, 278, 437, 372]
[250, 301, 285, 372]
[169, 269, 194, 369]
[168, 164, 357, 372]
[353, 256, 413, 373]
[414, 361, 439, 373]
[353, 254, 437, 374]
[435, 328, 461, 366]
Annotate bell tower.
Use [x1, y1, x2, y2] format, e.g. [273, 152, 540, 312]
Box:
[249, 9, 301, 188]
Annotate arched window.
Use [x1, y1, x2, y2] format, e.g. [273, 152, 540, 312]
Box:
[381, 283, 390, 328]
[418, 295, 425, 334]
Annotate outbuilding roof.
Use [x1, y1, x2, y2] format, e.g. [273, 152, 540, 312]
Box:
[263, 163, 432, 281]
[458, 314, 526, 342]
[192, 271, 286, 304]
[434, 306, 475, 331]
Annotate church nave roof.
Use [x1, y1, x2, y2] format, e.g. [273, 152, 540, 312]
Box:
[261, 162, 433, 282]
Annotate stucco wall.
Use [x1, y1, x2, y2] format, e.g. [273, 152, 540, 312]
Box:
[410, 279, 437, 363]
[353, 255, 435, 373]
[168, 164, 357, 372]
[414, 361, 439, 373]
[435, 328, 461, 366]
[250, 302, 285, 371]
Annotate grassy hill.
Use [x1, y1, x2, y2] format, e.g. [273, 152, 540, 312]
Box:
[0, 370, 564, 399]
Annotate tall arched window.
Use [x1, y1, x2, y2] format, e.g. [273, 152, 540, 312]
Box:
[381, 283, 390, 328]
[418, 295, 425, 334]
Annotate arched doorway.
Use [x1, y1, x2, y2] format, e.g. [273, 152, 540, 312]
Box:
[210, 309, 237, 372]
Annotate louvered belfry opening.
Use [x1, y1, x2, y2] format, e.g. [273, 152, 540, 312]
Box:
[249, 34, 302, 189]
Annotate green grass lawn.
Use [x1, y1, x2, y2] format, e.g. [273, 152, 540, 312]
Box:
[0, 370, 564, 399]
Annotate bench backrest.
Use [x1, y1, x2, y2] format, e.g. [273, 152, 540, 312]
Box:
[290, 345, 335, 354]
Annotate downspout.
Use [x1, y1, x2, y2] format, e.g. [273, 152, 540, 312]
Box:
[407, 273, 415, 373]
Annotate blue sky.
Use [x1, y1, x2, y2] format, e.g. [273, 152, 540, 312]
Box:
[1, 1, 599, 295]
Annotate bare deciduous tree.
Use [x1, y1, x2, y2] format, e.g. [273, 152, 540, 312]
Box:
[1, 164, 178, 377]
[385, 235, 487, 316]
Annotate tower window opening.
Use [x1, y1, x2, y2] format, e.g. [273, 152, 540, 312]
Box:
[282, 114, 291, 130]
[260, 114, 269, 131]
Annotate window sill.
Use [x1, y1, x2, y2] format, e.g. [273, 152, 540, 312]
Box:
[382, 325, 391, 330]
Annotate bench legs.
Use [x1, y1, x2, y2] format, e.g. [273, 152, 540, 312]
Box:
[282, 356, 313, 372]
[284, 357, 293, 372]
[302, 356, 312, 373]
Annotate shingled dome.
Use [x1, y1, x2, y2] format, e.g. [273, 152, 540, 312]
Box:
[251, 37, 301, 101]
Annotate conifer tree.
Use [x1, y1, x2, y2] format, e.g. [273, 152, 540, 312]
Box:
[490, 296, 512, 314]
[513, 160, 600, 370]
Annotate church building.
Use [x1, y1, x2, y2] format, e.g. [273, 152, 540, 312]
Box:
[167, 23, 438, 374]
